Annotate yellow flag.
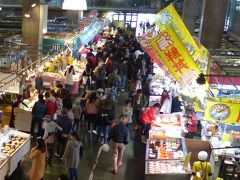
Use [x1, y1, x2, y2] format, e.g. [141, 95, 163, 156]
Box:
[155, 4, 200, 60]
[204, 100, 240, 124]
[183, 152, 191, 169]
[151, 27, 201, 86]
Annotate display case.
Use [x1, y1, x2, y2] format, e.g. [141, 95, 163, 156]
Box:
[150, 114, 185, 139]
[0, 129, 30, 178]
[145, 137, 189, 175]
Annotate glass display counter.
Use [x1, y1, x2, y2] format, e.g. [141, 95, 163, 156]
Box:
[145, 137, 188, 174]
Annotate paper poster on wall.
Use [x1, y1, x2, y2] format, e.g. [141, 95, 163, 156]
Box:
[155, 4, 200, 60]
[150, 27, 201, 86]
[203, 101, 240, 124]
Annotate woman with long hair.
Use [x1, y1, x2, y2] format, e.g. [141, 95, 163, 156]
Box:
[29, 138, 47, 180]
[62, 132, 82, 180]
[160, 90, 172, 114]
[84, 92, 99, 134]
[65, 65, 75, 93]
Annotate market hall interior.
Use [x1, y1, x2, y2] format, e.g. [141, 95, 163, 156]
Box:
[0, 0, 240, 180]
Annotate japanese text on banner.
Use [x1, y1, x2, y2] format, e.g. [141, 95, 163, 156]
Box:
[151, 27, 200, 86]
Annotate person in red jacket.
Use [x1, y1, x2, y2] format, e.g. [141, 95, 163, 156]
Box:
[45, 92, 57, 117]
[140, 103, 161, 141]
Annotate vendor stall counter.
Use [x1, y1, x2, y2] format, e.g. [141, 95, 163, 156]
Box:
[145, 137, 191, 180]
[15, 98, 37, 132]
[0, 129, 30, 179]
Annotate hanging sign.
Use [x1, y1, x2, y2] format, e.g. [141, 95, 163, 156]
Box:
[79, 10, 98, 34]
[138, 28, 174, 78]
[73, 18, 103, 58]
[203, 100, 240, 124]
[155, 4, 200, 60]
[151, 27, 201, 86]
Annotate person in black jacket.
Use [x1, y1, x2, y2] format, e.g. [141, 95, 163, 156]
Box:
[30, 94, 47, 137]
[35, 73, 43, 93]
[62, 89, 73, 110]
[108, 115, 129, 174]
[10, 94, 28, 128]
[97, 109, 114, 144]
[55, 108, 73, 158]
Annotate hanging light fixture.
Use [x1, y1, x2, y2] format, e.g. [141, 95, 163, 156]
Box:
[24, 13, 30, 18]
[62, 0, 87, 10]
[31, 3, 36, 8]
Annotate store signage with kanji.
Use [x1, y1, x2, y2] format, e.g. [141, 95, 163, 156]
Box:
[151, 27, 201, 87]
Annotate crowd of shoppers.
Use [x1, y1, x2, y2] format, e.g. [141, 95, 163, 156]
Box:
[25, 26, 188, 179]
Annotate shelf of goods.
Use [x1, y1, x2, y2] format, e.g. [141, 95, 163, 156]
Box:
[0, 129, 30, 179]
[15, 97, 38, 132]
[201, 122, 240, 159]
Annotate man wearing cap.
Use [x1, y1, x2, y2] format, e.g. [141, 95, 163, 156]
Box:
[192, 151, 212, 180]
[107, 115, 129, 174]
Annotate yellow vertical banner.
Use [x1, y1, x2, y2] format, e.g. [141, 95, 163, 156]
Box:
[150, 27, 201, 86]
[155, 4, 200, 60]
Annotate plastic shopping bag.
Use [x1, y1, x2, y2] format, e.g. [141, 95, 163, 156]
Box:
[102, 143, 110, 152]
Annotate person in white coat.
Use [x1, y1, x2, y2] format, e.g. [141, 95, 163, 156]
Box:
[160, 90, 172, 114]
[65, 65, 75, 93]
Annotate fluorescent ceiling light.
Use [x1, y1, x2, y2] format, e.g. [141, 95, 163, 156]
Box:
[0, 7, 2, 11]
[31, 3, 36, 8]
[62, 0, 87, 10]
[24, 14, 30, 18]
